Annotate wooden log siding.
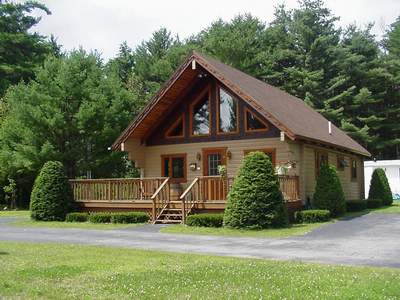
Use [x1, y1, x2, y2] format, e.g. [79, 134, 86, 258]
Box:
[70, 178, 167, 202]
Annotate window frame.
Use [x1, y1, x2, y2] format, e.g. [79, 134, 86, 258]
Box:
[244, 107, 269, 133]
[216, 86, 239, 135]
[315, 150, 329, 178]
[350, 158, 357, 181]
[161, 153, 187, 183]
[189, 86, 211, 137]
[165, 114, 185, 139]
[243, 148, 276, 166]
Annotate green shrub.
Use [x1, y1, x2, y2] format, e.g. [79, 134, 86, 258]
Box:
[111, 212, 149, 224]
[224, 151, 288, 229]
[366, 198, 383, 208]
[186, 213, 224, 227]
[65, 212, 88, 222]
[312, 164, 346, 217]
[295, 210, 331, 223]
[89, 213, 112, 223]
[30, 161, 73, 221]
[346, 200, 367, 212]
[368, 168, 393, 206]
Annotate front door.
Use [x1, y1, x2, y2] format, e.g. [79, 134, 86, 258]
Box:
[202, 148, 227, 176]
[202, 148, 227, 200]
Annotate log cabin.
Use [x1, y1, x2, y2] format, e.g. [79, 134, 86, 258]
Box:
[70, 51, 371, 223]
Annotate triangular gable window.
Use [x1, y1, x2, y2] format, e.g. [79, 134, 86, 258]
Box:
[166, 115, 184, 138]
[245, 108, 268, 132]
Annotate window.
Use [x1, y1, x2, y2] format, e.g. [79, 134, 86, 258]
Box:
[337, 155, 345, 171]
[165, 115, 184, 138]
[191, 89, 210, 136]
[315, 150, 328, 177]
[245, 108, 268, 132]
[351, 158, 357, 180]
[161, 154, 186, 183]
[218, 87, 238, 133]
[244, 149, 276, 166]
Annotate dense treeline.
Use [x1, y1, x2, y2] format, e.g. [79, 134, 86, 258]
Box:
[0, 0, 399, 207]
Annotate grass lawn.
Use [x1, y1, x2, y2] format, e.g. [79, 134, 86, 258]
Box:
[10, 219, 147, 230]
[160, 221, 331, 238]
[370, 201, 400, 214]
[0, 241, 399, 299]
[0, 210, 30, 217]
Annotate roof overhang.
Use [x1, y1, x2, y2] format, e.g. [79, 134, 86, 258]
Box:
[112, 52, 296, 150]
[113, 51, 371, 158]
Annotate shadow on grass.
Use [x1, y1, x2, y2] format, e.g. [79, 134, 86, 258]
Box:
[0, 251, 9, 255]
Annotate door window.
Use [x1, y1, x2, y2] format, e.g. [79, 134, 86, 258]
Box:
[208, 153, 222, 176]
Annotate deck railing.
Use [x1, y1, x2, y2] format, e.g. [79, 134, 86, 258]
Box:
[278, 175, 300, 202]
[151, 177, 170, 221]
[69, 177, 167, 202]
[180, 175, 299, 210]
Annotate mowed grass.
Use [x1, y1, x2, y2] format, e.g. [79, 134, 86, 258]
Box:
[10, 219, 147, 230]
[0, 210, 30, 217]
[0, 210, 147, 230]
[371, 201, 400, 214]
[0, 241, 399, 299]
[160, 221, 330, 238]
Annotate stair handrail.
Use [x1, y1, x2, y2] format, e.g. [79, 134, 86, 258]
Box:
[180, 177, 199, 223]
[151, 177, 170, 222]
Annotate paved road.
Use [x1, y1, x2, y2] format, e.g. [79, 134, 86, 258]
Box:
[0, 213, 399, 268]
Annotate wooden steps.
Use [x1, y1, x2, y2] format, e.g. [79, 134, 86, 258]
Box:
[153, 201, 194, 224]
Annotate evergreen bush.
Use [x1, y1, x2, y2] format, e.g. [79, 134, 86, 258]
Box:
[366, 198, 383, 208]
[346, 200, 367, 212]
[368, 168, 393, 206]
[294, 210, 331, 223]
[30, 161, 73, 221]
[88, 212, 112, 223]
[223, 151, 288, 229]
[66, 212, 88, 222]
[186, 213, 224, 227]
[110, 212, 149, 224]
[312, 164, 346, 217]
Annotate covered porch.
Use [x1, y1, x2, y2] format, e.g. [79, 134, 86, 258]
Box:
[70, 175, 301, 224]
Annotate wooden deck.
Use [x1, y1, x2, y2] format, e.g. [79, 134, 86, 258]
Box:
[70, 175, 301, 223]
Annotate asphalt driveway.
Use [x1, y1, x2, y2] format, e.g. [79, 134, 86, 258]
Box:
[0, 213, 399, 268]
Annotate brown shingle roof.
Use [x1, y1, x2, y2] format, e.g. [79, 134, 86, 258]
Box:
[113, 51, 370, 157]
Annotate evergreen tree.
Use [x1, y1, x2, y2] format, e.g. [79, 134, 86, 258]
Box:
[0, 1, 52, 96]
[30, 161, 73, 221]
[224, 152, 288, 229]
[0, 50, 142, 206]
[312, 164, 346, 216]
[368, 168, 393, 206]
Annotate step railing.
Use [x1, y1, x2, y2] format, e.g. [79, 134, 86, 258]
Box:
[69, 177, 167, 202]
[179, 177, 199, 223]
[151, 177, 170, 222]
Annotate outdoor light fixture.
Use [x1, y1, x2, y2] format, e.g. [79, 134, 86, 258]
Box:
[226, 150, 232, 160]
[196, 152, 201, 161]
[189, 163, 197, 171]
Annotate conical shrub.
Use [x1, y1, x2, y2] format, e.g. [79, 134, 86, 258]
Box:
[223, 151, 288, 229]
[30, 161, 73, 221]
[368, 168, 393, 206]
[312, 164, 346, 217]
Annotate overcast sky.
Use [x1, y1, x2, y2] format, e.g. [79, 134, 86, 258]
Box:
[30, 0, 400, 61]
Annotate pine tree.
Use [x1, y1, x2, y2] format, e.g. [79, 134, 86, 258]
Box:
[0, 1, 52, 96]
